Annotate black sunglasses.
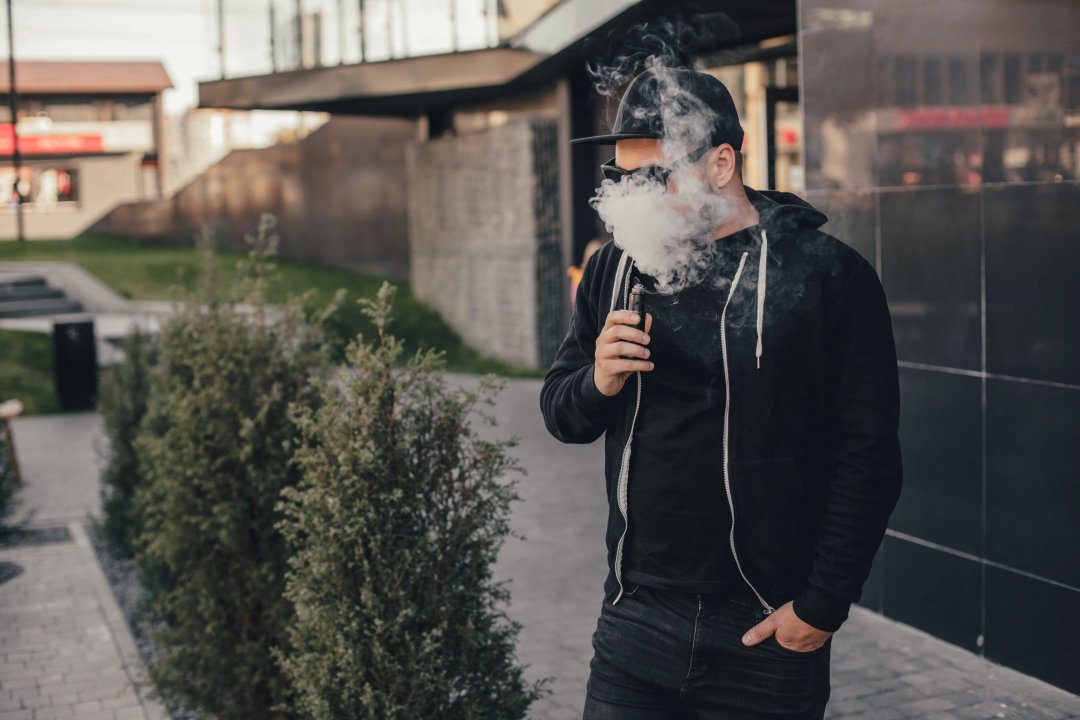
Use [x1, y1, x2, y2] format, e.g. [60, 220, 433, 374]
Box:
[600, 144, 712, 186]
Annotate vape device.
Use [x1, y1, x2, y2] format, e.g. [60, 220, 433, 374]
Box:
[629, 282, 646, 333]
[621, 282, 648, 361]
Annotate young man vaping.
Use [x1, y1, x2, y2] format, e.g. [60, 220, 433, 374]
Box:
[539, 66, 903, 719]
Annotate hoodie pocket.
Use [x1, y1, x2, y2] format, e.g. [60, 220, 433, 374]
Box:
[729, 456, 804, 594]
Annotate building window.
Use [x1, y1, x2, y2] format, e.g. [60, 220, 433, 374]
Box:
[948, 57, 970, 106]
[896, 56, 917, 107]
[1004, 54, 1022, 104]
[1, 165, 79, 207]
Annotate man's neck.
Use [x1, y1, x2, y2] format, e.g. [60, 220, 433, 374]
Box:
[706, 189, 760, 242]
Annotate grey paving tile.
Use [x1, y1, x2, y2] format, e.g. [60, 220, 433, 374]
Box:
[6, 382, 1079, 720]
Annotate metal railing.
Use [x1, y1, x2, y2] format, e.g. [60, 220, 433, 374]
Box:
[216, 0, 501, 79]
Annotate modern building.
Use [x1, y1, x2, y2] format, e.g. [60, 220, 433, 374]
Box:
[0, 60, 173, 240]
[197, 0, 1079, 695]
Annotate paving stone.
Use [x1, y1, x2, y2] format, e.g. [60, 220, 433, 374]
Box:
[5, 390, 1080, 720]
[454, 374, 1080, 720]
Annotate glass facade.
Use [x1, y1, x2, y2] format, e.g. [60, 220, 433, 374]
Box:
[800, 0, 1080, 694]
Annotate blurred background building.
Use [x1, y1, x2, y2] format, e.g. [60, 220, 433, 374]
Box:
[2, 0, 1077, 693]
[0, 60, 173, 240]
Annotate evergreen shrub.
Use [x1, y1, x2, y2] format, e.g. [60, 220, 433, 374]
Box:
[131, 214, 344, 719]
[274, 281, 551, 719]
[98, 326, 157, 557]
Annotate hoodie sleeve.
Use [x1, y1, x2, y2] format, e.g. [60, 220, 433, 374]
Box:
[539, 250, 625, 444]
[792, 257, 904, 633]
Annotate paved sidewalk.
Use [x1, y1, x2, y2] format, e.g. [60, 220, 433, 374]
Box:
[446, 372, 1080, 720]
[0, 413, 168, 720]
[4, 383, 1080, 720]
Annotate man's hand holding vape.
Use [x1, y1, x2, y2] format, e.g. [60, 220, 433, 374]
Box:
[593, 310, 654, 397]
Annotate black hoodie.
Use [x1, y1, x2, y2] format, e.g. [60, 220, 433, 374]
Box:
[538, 187, 903, 633]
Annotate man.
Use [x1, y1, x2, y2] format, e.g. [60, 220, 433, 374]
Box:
[538, 66, 903, 719]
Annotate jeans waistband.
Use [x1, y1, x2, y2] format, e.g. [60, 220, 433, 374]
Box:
[632, 579, 761, 613]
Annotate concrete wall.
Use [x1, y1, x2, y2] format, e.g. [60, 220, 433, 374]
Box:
[0, 153, 142, 241]
[406, 116, 563, 369]
[91, 115, 416, 281]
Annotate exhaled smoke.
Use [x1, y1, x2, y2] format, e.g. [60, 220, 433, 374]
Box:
[584, 14, 742, 296]
[587, 131, 734, 295]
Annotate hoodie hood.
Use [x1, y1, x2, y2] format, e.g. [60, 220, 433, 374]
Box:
[745, 186, 829, 240]
[744, 187, 827, 369]
[612, 187, 830, 373]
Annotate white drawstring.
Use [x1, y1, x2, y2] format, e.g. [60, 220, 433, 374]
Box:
[616, 238, 768, 370]
[755, 229, 768, 370]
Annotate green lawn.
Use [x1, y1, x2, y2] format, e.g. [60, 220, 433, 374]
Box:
[0, 233, 548, 382]
[0, 328, 59, 415]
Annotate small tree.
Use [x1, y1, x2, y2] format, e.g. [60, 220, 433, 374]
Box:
[274, 281, 551, 719]
[131, 214, 344, 719]
[97, 325, 157, 558]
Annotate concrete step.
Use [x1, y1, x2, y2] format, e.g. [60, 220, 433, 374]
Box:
[0, 297, 84, 318]
[0, 273, 47, 291]
[0, 285, 66, 303]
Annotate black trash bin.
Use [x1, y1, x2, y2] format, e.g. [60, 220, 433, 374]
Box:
[53, 318, 98, 410]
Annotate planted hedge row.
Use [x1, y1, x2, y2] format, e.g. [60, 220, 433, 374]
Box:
[99, 214, 549, 719]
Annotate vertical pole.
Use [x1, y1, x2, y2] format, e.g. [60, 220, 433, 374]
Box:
[486, 0, 495, 47]
[483, 0, 492, 47]
[5, 0, 24, 242]
[217, 0, 226, 78]
[449, 0, 456, 51]
[295, 0, 303, 68]
[337, 0, 345, 64]
[269, 1, 278, 72]
[399, 0, 408, 57]
[357, 0, 365, 62]
[152, 92, 166, 197]
[386, 0, 393, 59]
[556, 76, 574, 315]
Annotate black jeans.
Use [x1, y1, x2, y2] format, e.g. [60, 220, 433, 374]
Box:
[583, 579, 832, 719]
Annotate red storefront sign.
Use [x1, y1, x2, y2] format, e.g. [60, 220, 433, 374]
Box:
[0, 124, 104, 155]
[897, 106, 1010, 130]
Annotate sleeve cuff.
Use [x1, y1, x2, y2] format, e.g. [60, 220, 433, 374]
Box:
[792, 584, 852, 633]
[578, 363, 622, 413]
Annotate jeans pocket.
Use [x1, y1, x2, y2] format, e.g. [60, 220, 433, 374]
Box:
[724, 591, 757, 610]
[763, 632, 831, 658]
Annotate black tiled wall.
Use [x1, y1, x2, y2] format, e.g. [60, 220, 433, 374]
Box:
[799, 0, 1080, 695]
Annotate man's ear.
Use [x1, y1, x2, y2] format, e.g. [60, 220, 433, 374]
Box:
[706, 144, 738, 192]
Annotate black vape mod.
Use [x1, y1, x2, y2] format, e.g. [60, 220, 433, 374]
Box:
[629, 282, 646, 333]
[621, 282, 648, 360]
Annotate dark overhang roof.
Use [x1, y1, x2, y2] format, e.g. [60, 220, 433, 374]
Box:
[198, 47, 545, 114]
[197, 0, 796, 116]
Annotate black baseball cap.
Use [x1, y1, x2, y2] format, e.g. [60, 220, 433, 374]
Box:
[570, 66, 744, 151]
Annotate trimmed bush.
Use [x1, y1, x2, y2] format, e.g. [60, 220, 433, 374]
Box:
[130, 214, 344, 719]
[274, 281, 551, 719]
[97, 326, 157, 558]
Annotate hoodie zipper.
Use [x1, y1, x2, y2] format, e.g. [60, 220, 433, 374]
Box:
[611, 257, 642, 606]
[722, 251, 776, 616]
[610, 248, 776, 615]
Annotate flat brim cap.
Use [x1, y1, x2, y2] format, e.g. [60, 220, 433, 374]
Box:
[570, 66, 744, 149]
[569, 131, 661, 146]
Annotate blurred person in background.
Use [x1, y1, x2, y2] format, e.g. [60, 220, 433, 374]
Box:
[569, 238, 610, 307]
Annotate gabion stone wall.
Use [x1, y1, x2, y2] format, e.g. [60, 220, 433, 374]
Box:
[406, 117, 564, 370]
